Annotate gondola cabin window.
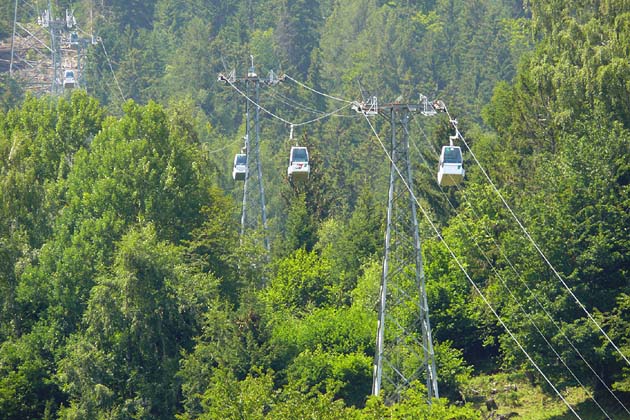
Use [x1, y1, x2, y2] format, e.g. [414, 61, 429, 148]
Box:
[288, 147, 310, 181]
[437, 146, 465, 186]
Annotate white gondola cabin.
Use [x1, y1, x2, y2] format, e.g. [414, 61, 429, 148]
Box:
[437, 145, 465, 186]
[63, 70, 76, 89]
[287, 146, 309, 181]
[232, 153, 248, 181]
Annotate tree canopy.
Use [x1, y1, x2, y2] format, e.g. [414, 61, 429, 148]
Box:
[0, 0, 629, 419]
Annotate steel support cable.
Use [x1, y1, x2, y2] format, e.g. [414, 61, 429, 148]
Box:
[410, 114, 630, 415]
[264, 88, 329, 115]
[262, 95, 355, 127]
[443, 108, 630, 368]
[100, 39, 125, 102]
[206, 135, 246, 155]
[73, 24, 94, 40]
[363, 113, 582, 419]
[225, 78, 354, 128]
[409, 114, 441, 158]
[9, 0, 18, 75]
[92, 60, 115, 99]
[283, 74, 354, 104]
[261, 88, 359, 119]
[89, 45, 135, 100]
[458, 182, 630, 417]
[456, 180, 630, 407]
[404, 126, 614, 420]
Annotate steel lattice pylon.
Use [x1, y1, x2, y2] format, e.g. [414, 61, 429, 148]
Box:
[233, 64, 270, 261]
[9, 0, 57, 94]
[219, 57, 270, 286]
[219, 62, 277, 287]
[75, 36, 91, 88]
[9, 0, 96, 95]
[372, 104, 439, 404]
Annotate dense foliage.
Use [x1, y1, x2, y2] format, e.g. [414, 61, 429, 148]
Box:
[0, 0, 629, 419]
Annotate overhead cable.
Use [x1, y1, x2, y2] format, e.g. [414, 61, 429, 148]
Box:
[444, 108, 630, 368]
[284, 74, 354, 104]
[405, 124, 613, 420]
[364, 113, 582, 420]
[100, 39, 126, 102]
[224, 77, 354, 128]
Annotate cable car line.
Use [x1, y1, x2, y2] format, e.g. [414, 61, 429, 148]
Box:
[408, 113, 630, 415]
[65, 23, 124, 103]
[100, 39, 125, 102]
[206, 135, 247, 155]
[224, 77, 354, 129]
[363, 113, 582, 420]
[266, 88, 334, 114]
[405, 126, 615, 420]
[224, 75, 348, 183]
[443, 107, 630, 368]
[222, 69, 624, 413]
[263, 89, 329, 115]
[456, 182, 630, 417]
[263, 88, 360, 119]
[283, 73, 353, 104]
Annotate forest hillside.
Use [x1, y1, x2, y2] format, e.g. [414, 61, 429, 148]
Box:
[0, 1, 629, 419]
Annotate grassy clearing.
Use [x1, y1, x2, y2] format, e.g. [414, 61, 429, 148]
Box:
[462, 373, 630, 419]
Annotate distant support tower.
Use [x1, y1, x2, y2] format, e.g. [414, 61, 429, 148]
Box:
[48, 1, 64, 94]
[75, 34, 90, 88]
[10, 0, 55, 93]
[10, 0, 94, 95]
[219, 59, 271, 259]
[354, 97, 439, 404]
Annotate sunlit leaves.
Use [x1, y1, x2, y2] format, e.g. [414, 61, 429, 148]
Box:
[262, 248, 331, 312]
[57, 224, 195, 419]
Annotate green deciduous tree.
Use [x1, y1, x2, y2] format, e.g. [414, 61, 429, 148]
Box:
[263, 248, 334, 312]
[57, 224, 194, 419]
[196, 368, 275, 420]
[0, 321, 64, 420]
